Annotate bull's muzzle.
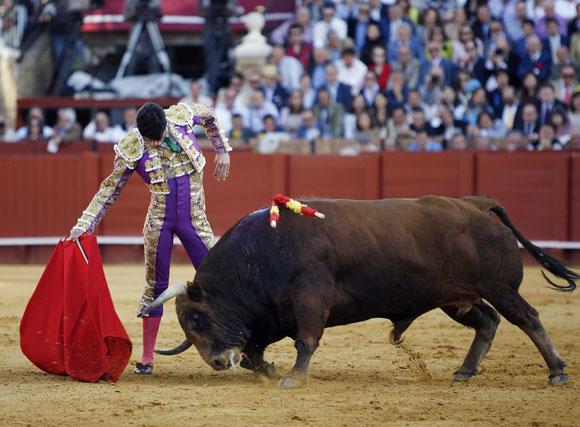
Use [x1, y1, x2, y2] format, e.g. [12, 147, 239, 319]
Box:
[210, 348, 242, 371]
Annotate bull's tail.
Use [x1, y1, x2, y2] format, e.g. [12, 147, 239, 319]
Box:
[488, 203, 578, 292]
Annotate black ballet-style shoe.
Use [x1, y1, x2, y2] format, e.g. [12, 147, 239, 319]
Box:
[134, 362, 153, 375]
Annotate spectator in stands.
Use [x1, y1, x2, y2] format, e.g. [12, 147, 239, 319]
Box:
[228, 113, 252, 143]
[16, 107, 53, 140]
[535, 0, 568, 39]
[244, 89, 279, 136]
[335, 0, 356, 21]
[568, 91, 580, 127]
[554, 64, 577, 106]
[454, 69, 478, 107]
[468, 110, 508, 141]
[501, 1, 527, 44]
[444, 7, 467, 42]
[514, 19, 537, 57]
[261, 64, 289, 112]
[549, 109, 571, 144]
[381, 2, 415, 45]
[82, 111, 117, 143]
[537, 83, 568, 125]
[426, 26, 452, 60]
[373, 91, 390, 140]
[475, 136, 496, 151]
[387, 22, 424, 63]
[386, 70, 409, 110]
[335, 47, 368, 96]
[313, 2, 347, 49]
[385, 105, 413, 146]
[360, 71, 381, 107]
[271, 45, 303, 92]
[409, 107, 433, 135]
[452, 24, 484, 66]
[0, 0, 27, 130]
[300, 74, 317, 110]
[520, 72, 540, 105]
[368, 45, 391, 91]
[440, 85, 467, 121]
[325, 29, 354, 63]
[484, 37, 520, 88]
[565, 125, 580, 148]
[323, 63, 353, 109]
[256, 114, 291, 152]
[406, 89, 433, 120]
[420, 40, 456, 87]
[487, 70, 511, 116]
[505, 130, 526, 152]
[473, 4, 493, 51]
[308, 47, 330, 90]
[270, 6, 313, 46]
[17, 116, 45, 142]
[46, 108, 82, 151]
[353, 110, 380, 148]
[518, 35, 552, 82]
[359, 22, 385, 66]
[407, 129, 442, 151]
[296, 109, 321, 142]
[465, 87, 494, 125]
[347, 1, 377, 57]
[449, 132, 468, 151]
[235, 71, 262, 108]
[544, 19, 570, 71]
[430, 105, 467, 147]
[215, 87, 247, 135]
[527, 123, 564, 150]
[391, 45, 420, 90]
[180, 80, 213, 106]
[286, 24, 312, 70]
[280, 89, 304, 137]
[112, 106, 138, 140]
[487, 19, 508, 59]
[420, 66, 445, 108]
[497, 86, 519, 131]
[313, 88, 345, 139]
[551, 46, 579, 82]
[343, 93, 369, 139]
[513, 102, 540, 138]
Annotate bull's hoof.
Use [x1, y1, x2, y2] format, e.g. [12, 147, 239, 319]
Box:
[452, 370, 476, 382]
[548, 373, 568, 385]
[277, 373, 306, 389]
[262, 362, 282, 380]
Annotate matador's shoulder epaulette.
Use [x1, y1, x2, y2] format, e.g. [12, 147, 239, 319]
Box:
[165, 103, 195, 127]
[114, 128, 144, 162]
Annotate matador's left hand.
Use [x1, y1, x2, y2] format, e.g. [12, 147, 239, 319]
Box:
[214, 152, 230, 181]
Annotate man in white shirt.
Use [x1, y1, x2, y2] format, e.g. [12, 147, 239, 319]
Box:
[270, 45, 303, 91]
[82, 111, 117, 143]
[244, 89, 279, 135]
[335, 47, 368, 96]
[215, 87, 248, 134]
[312, 2, 347, 49]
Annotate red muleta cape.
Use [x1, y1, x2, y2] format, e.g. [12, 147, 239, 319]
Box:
[20, 235, 132, 382]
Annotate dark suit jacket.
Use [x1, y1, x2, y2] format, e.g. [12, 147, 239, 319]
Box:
[262, 84, 289, 111]
[513, 118, 540, 137]
[378, 15, 414, 43]
[517, 51, 552, 82]
[535, 100, 568, 125]
[324, 82, 353, 110]
[313, 103, 345, 138]
[420, 58, 457, 87]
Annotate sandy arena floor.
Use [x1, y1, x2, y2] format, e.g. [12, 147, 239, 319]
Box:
[0, 264, 579, 426]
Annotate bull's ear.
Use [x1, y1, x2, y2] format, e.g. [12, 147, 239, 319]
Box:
[186, 280, 203, 302]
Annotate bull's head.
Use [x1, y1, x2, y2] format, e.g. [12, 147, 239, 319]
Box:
[140, 282, 247, 371]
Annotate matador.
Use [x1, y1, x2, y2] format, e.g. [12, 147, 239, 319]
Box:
[69, 102, 231, 375]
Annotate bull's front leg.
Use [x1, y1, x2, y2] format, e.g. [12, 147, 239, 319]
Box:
[242, 345, 281, 380]
[278, 280, 332, 389]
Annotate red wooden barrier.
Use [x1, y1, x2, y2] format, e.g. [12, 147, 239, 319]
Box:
[381, 152, 475, 198]
[288, 154, 381, 200]
[476, 152, 570, 241]
[570, 154, 580, 241]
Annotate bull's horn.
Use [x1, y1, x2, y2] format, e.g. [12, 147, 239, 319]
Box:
[138, 283, 188, 318]
[154, 339, 193, 355]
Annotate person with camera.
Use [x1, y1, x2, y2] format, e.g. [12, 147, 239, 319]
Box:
[68, 102, 231, 375]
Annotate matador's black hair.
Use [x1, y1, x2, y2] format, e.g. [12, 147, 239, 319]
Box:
[137, 103, 166, 141]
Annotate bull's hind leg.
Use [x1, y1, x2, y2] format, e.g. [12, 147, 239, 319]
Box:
[441, 301, 500, 382]
[486, 290, 568, 385]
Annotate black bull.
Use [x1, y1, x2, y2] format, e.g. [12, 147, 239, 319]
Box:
[144, 196, 578, 388]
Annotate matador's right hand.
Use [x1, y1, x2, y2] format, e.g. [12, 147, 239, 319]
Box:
[67, 228, 85, 241]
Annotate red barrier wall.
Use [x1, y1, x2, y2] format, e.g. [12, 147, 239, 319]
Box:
[476, 152, 570, 241]
[381, 152, 475, 198]
[288, 154, 381, 200]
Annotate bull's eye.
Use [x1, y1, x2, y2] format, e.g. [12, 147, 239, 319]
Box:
[190, 312, 201, 329]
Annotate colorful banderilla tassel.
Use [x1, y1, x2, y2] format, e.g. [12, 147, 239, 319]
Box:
[269, 194, 325, 228]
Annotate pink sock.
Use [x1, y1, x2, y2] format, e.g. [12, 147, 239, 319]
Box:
[141, 316, 162, 365]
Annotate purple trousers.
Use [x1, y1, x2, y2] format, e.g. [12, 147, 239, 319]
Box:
[140, 174, 213, 317]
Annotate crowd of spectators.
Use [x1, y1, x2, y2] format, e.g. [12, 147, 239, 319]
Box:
[4, 0, 580, 154]
[213, 0, 580, 153]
